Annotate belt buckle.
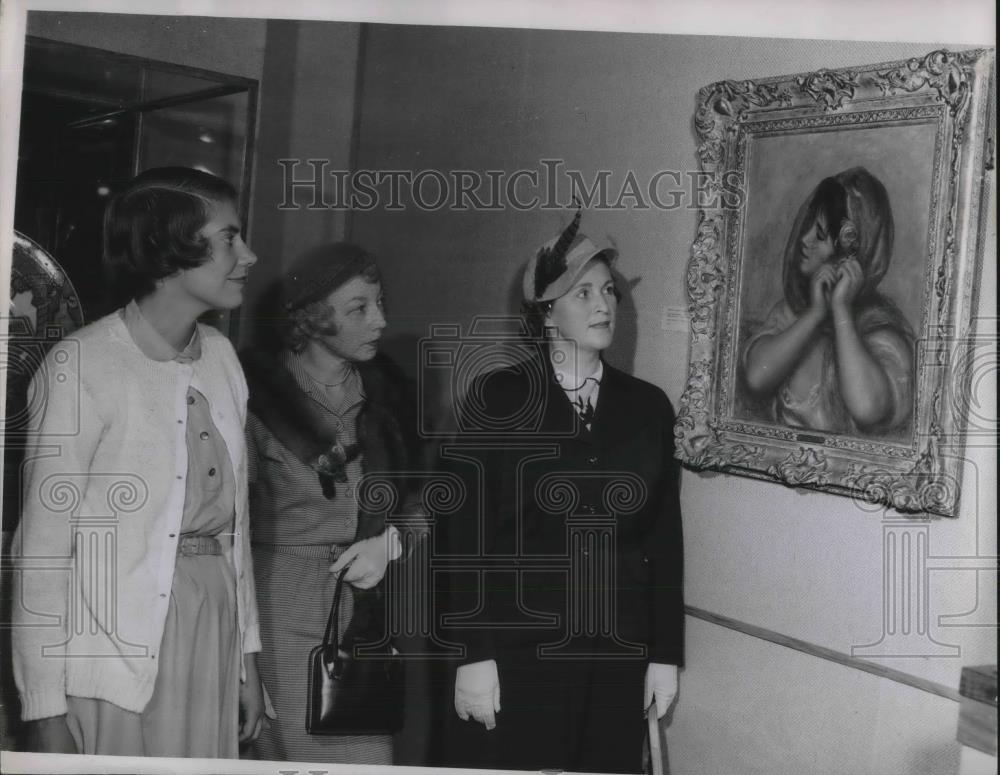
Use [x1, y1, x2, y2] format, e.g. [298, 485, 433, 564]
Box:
[177, 535, 219, 556]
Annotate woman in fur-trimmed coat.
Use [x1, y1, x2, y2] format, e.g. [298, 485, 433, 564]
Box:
[243, 242, 423, 764]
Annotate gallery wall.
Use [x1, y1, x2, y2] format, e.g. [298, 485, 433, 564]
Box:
[26, 12, 267, 81]
[347, 25, 997, 775]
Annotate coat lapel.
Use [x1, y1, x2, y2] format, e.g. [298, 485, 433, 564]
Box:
[532, 353, 639, 446]
[538, 367, 583, 440]
[589, 363, 636, 449]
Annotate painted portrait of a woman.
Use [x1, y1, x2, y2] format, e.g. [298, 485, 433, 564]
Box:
[741, 166, 916, 440]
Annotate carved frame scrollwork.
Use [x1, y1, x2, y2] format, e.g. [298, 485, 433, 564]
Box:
[675, 48, 995, 517]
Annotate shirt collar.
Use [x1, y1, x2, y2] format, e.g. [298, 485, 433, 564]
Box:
[122, 299, 202, 363]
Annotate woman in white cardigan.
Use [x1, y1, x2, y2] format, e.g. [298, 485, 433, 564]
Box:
[11, 167, 266, 757]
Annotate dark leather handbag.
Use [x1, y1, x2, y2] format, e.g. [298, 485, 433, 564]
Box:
[306, 563, 405, 734]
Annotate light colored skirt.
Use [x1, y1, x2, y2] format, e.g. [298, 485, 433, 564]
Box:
[66, 551, 240, 758]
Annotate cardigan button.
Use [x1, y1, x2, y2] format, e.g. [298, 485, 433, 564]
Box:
[187, 395, 196, 405]
[208, 467, 217, 477]
[587, 456, 598, 465]
[200, 431, 210, 441]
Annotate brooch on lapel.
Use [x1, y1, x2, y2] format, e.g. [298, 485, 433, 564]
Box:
[310, 437, 360, 499]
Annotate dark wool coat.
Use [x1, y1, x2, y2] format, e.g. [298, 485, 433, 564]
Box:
[440, 347, 685, 666]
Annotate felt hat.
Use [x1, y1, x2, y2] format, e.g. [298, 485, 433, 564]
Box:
[282, 242, 378, 310]
[522, 210, 617, 303]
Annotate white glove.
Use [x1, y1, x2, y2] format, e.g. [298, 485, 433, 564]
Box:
[329, 526, 402, 589]
[644, 662, 678, 719]
[454, 659, 501, 730]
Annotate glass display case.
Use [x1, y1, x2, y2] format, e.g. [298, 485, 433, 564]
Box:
[13, 35, 258, 330]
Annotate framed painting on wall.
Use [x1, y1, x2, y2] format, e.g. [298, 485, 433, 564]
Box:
[675, 48, 995, 517]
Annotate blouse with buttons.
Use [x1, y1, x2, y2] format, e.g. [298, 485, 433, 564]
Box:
[247, 352, 366, 546]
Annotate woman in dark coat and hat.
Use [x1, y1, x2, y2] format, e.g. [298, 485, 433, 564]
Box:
[443, 213, 685, 774]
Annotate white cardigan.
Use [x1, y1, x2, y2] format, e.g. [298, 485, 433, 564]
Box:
[11, 311, 262, 721]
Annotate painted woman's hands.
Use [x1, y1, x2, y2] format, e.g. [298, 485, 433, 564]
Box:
[810, 258, 862, 320]
[809, 263, 839, 317]
[831, 258, 863, 313]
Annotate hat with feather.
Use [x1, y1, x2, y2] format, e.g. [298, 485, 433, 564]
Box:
[522, 207, 618, 303]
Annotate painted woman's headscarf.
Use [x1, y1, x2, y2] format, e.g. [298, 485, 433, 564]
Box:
[782, 166, 895, 314]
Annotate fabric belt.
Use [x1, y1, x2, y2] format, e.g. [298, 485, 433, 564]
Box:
[176, 535, 223, 556]
[251, 543, 348, 562]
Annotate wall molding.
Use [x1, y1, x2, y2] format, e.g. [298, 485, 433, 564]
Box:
[686, 606, 964, 703]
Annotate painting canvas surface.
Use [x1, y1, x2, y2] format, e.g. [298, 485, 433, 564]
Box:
[732, 120, 939, 443]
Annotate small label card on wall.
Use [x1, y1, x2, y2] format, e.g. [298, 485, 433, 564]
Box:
[661, 305, 690, 333]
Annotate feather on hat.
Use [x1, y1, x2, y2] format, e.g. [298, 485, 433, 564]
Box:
[522, 207, 617, 302]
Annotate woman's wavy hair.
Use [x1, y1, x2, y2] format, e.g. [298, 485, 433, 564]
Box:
[103, 166, 238, 304]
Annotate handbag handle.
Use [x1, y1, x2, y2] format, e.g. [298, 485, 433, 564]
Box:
[322, 559, 355, 649]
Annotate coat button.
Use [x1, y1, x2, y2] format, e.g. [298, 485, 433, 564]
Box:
[187, 395, 195, 405]
[587, 456, 598, 465]
[200, 431, 210, 440]
[208, 467, 217, 477]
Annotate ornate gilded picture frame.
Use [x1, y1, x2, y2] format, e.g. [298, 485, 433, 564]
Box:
[675, 49, 995, 517]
